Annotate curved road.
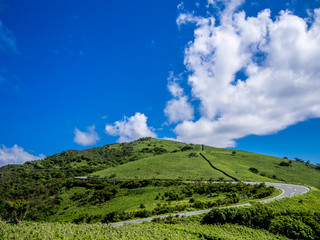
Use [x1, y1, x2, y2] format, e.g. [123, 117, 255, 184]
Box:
[111, 182, 309, 227]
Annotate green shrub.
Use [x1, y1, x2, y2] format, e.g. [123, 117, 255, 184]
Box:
[249, 167, 259, 174]
[279, 161, 292, 167]
[269, 216, 314, 239]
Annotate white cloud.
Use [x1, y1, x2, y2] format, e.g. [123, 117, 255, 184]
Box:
[165, 96, 194, 124]
[172, 0, 320, 147]
[105, 112, 157, 143]
[0, 145, 45, 167]
[177, 2, 184, 10]
[164, 72, 194, 124]
[74, 125, 100, 146]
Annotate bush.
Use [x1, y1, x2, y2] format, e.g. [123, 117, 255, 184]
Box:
[153, 147, 168, 155]
[279, 161, 291, 167]
[269, 216, 314, 239]
[140, 203, 146, 209]
[249, 167, 259, 174]
[188, 153, 197, 158]
[134, 209, 151, 218]
[202, 204, 274, 228]
[181, 145, 193, 151]
[202, 205, 320, 239]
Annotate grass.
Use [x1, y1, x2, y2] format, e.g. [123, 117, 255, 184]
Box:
[3, 186, 319, 239]
[88, 139, 320, 189]
[48, 181, 277, 223]
[203, 146, 320, 188]
[0, 220, 289, 240]
[49, 186, 177, 222]
[266, 187, 320, 212]
[1, 138, 320, 239]
[91, 152, 232, 181]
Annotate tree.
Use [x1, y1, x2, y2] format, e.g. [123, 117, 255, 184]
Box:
[294, 158, 304, 163]
[4, 200, 30, 224]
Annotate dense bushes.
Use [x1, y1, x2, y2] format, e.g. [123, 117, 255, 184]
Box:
[0, 163, 275, 223]
[269, 216, 314, 239]
[202, 205, 320, 239]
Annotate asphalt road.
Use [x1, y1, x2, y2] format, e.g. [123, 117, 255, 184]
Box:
[110, 182, 310, 227]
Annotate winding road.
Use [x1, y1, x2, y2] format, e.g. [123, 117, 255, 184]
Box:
[111, 182, 310, 227]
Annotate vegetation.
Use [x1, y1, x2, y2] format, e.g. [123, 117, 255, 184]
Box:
[203, 205, 320, 239]
[91, 151, 232, 180]
[0, 219, 290, 240]
[3, 188, 320, 239]
[202, 146, 320, 188]
[1, 137, 320, 239]
[202, 188, 320, 239]
[0, 177, 275, 223]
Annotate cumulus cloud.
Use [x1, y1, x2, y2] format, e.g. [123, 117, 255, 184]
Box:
[74, 125, 100, 146]
[164, 73, 194, 124]
[0, 145, 45, 167]
[171, 0, 320, 147]
[105, 112, 157, 143]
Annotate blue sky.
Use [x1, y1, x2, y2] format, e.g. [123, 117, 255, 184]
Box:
[0, 0, 320, 166]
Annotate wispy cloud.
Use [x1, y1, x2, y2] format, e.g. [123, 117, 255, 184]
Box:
[74, 125, 100, 146]
[0, 144, 45, 167]
[168, 0, 320, 147]
[105, 112, 156, 143]
[0, 20, 18, 54]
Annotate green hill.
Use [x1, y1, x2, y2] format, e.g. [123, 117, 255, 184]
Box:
[2, 137, 319, 187]
[81, 138, 320, 188]
[91, 151, 233, 181]
[1, 137, 320, 226]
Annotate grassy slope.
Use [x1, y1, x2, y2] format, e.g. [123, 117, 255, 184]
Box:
[91, 152, 232, 180]
[0, 220, 289, 240]
[203, 145, 320, 188]
[89, 139, 320, 188]
[49, 186, 176, 222]
[14, 137, 319, 188]
[0, 220, 290, 240]
[267, 187, 320, 212]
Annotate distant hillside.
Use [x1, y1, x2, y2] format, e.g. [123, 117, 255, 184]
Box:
[5, 137, 320, 188]
[84, 138, 320, 189]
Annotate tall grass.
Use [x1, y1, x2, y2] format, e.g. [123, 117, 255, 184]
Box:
[0, 220, 289, 240]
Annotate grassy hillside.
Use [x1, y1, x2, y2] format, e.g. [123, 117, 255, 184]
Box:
[12, 137, 319, 188]
[203, 146, 320, 187]
[91, 152, 232, 181]
[87, 138, 320, 188]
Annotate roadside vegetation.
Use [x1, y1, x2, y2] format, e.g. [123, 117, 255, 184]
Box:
[2, 188, 320, 239]
[0, 177, 275, 223]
